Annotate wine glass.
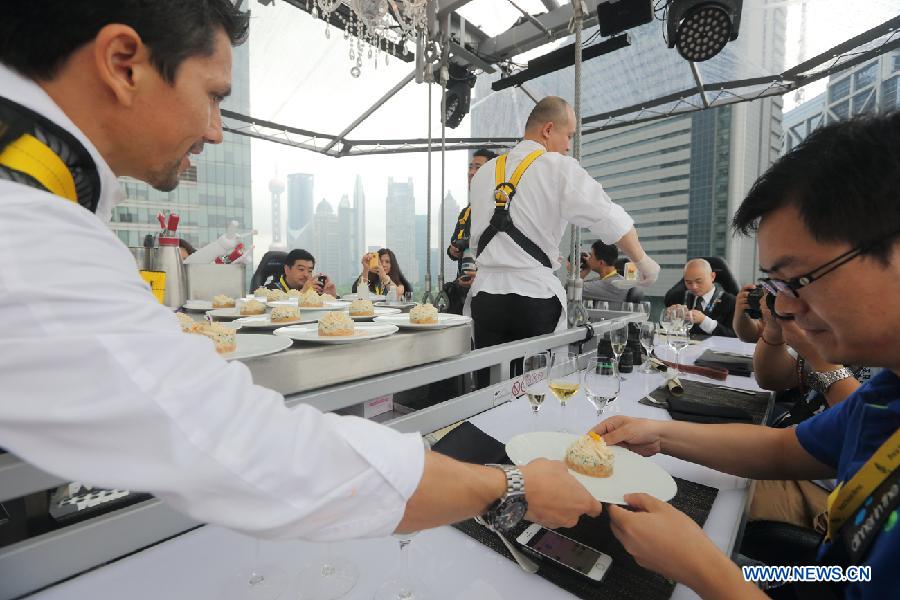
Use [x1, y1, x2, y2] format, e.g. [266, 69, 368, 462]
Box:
[548, 352, 580, 433]
[623, 302, 634, 312]
[670, 319, 692, 375]
[233, 540, 287, 600]
[609, 326, 628, 379]
[596, 301, 609, 311]
[374, 532, 428, 600]
[583, 358, 620, 418]
[295, 544, 357, 600]
[641, 301, 652, 316]
[639, 321, 656, 373]
[522, 352, 550, 425]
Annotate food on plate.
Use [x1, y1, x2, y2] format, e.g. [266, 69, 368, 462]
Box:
[270, 305, 300, 323]
[193, 321, 237, 354]
[266, 288, 288, 301]
[253, 286, 269, 298]
[321, 293, 336, 303]
[348, 298, 375, 317]
[240, 299, 266, 316]
[317, 311, 354, 337]
[212, 294, 235, 308]
[299, 288, 324, 307]
[287, 288, 303, 299]
[409, 303, 439, 325]
[564, 432, 614, 478]
[176, 312, 199, 332]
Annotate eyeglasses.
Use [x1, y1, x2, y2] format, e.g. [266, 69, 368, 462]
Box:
[758, 230, 899, 297]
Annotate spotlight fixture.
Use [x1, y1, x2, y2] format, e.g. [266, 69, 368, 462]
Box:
[666, 0, 742, 62]
[444, 63, 476, 129]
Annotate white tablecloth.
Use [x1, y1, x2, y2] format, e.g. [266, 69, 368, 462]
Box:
[31, 337, 763, 600]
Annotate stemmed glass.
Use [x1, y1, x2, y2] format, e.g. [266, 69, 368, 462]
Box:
[623, 302, 635, 312]
[596, 301, 609, 312]
[522, 352, 550, 427]
[234, 540, 287, 600]
[609, 326, 628, 379]
[639, 321, 657, 373]
[670, 317, 692, 375]
[374, 532, 428, 600]
[548, 353, 580, 433]
[583, 358, 620, 418]
[295, 544, 357, 600]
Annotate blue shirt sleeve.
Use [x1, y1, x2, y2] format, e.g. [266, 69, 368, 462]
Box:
[795, 394, 855, 469]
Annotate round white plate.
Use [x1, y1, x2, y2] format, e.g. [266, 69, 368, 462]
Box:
[373, 313, 472, 330]
[374, 301, 417, 310]
[349, 307, 403, 321]
[505, 432, 677, 504]
[610, 279, 640, 290]
[207, 307, 268, 320]
[234, 315, 314, 329]
[183, 300, 213, 311]
[221, 334, 293, 361]
[273, 322, 399, 344]
[342, 293, 387, 302]
[296, 301, 350, 312]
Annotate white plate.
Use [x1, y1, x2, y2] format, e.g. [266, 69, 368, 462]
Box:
[505, 432, 677, 504]
[296, 301, 350, 311]
[273, 322, 399, 344]
[610, 279, 640, 290]
[183, 300, 213, 311]
[207, 307, 268, 320]
[373, 314, 472, 330]
[234, 315, 313, 329]
[341, 293, 387, 302]
[349, 307, 403, 321]
[374, 301, 418, 310]
[220, 334, 293, 361]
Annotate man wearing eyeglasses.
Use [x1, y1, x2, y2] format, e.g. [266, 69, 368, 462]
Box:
[589, 113, 900, 599]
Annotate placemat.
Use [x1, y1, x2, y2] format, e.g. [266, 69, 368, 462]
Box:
[648, 379, 770, 425]
[693, 349, 753, 377]
[453, 477, 718, 600]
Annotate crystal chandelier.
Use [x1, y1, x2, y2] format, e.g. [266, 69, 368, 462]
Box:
[308, 0, 430, 78]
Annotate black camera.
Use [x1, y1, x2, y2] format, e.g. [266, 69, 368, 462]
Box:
[451, 237, 470, 252]
[745, 285, 777, 319]
[580, 252, 588, 271]
[317, 274, 327, 286]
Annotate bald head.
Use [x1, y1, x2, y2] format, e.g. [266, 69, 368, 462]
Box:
[683, 259, 716, 296]
[524, 96, 576, 155]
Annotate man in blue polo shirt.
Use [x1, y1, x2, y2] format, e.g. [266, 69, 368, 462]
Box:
[589, 112, 900, 599]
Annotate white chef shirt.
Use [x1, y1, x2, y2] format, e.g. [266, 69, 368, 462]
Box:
[0, 64, 424, 541]
[467, 140, 634, 330]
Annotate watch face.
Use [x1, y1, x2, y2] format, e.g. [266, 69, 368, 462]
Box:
[493, 496, 527, 531]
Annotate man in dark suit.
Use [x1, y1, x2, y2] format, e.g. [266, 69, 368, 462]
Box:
[669, 258, 736, 337]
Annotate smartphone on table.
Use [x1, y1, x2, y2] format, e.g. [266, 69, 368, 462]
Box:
[516, 523, 612, 581]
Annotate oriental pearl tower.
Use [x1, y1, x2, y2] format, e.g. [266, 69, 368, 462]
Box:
[269, 175, 286, 244]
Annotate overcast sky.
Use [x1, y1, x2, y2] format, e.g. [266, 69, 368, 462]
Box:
[244, 0, 900, 255]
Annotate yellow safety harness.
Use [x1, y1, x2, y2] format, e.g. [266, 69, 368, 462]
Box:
[0, 133, 77, 202]
[475, 149, 552, 268]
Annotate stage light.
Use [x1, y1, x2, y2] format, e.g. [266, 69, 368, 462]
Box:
[444, 64, 476, 129]
[666, 0, 742, 62]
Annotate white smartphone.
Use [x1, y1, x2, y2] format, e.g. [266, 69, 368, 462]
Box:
[515, 523, 612, 581]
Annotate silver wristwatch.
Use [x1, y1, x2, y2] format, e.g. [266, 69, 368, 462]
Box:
[808, 366, 853, 394]
[483, 464, 527, 532]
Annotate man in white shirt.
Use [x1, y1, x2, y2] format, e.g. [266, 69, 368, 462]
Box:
[668, 259, 737, 338]
[467, 96, 659, 350]
[0, 1, 601, 542]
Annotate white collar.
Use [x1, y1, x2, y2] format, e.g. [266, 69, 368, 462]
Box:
[700, 287, 717, 306]
[0, 64, 125, 222]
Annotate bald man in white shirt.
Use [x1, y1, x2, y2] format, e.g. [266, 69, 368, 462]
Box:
[467, 97, 659, 351]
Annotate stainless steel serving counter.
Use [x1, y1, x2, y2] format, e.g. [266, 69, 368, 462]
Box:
[243, 324, 473, 396]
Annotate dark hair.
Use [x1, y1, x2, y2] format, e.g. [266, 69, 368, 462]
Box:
[284, 248, 315, 269]
[590, 240, 618, 265]
[0, 1, 249, 83]
[733, 112, 900, 262]
[178, 238, 196, 255]
[473, 148, 498, 161]
[357, 248, 413, 294]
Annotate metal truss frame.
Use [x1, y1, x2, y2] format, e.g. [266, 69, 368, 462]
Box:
[226, 5, 900, 156]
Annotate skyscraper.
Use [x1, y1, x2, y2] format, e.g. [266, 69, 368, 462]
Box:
[286, 172, 314, 250]
[441, 191, 460, 280]
[385, 177, 417, 283]
[353, 175, 366, 266]
[269, 176, 285, 244]
[471, 8, 788, 297]
[415, 214, 428, 286]
[109, 43, 252, 253]
[311, 199, 339, 277]
[337, 194, 356, 286]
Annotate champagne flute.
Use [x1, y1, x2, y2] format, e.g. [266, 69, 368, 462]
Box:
[548, 353, 580, 433]
[668, 305, 688, 370]
[234, 540, 287, 600]
[374, 532, 428, 600]
[623, 302, 635, 312]
[639, 321, 656, 373]
[609, 326, 628, 380]
[583, 358, 620, 418]
[522, 352, 550, 424]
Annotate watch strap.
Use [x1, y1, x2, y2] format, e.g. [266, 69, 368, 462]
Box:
[810, 366, 853, 393]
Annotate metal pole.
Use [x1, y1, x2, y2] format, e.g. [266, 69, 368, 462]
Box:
[689, 61, 710, 109]
[567, 1, 588, 328]
[422, 82, 435, 304]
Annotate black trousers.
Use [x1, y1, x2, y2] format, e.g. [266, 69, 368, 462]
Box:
[472, 293, 562, 386]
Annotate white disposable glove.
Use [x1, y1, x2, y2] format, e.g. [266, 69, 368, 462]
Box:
[634, 254, 660, 287]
